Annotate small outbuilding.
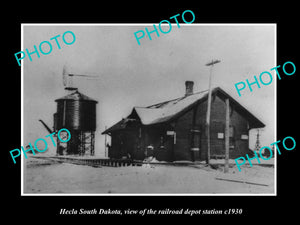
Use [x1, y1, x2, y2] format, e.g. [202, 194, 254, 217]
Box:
[102, 81, 265, 161]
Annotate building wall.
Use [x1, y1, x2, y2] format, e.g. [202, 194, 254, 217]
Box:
[109, 131, 123, 159]
[145, 126, 173, 161]
[109, 125, 173, 161]
[173, 109, 194, 161]
[199, 95, 250, 159]
[222, 104, 250, 158]
[173, 94, 250, 161]
[109, 94, 251, 161]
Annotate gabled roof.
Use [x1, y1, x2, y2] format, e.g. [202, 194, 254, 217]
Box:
[134, 89, 208, 125]
[102, 87, 265, 134]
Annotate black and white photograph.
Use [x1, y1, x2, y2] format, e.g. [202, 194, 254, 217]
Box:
[21, 24, 276, 195]
[4, 4, 299, 221]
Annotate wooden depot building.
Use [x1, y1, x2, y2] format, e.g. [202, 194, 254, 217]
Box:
[102, 81, 265, 162]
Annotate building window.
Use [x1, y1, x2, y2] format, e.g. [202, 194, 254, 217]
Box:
[241, 134, 248, 140]
[217, 133, 224, 139]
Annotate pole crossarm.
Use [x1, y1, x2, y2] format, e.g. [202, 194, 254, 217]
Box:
[205, 59, 221, 66]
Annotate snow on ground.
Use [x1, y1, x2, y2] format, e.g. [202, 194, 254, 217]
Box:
[23, 157, 275, 194]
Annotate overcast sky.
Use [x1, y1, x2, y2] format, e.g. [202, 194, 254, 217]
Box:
[23, 24, 275, 156]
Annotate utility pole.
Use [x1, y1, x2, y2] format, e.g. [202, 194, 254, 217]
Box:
[224, 98, 230, 173]
[205, 59, 221, 165]
[104, 125, 107, 158]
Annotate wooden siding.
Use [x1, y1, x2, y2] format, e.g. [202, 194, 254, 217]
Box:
[172, 94, 250, 161]
[109, 93, 252, 161]
[173, 109, 194, 161]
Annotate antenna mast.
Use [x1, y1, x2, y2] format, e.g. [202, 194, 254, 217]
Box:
[62, 65, 99, 91]
[254, 129, 261, 152]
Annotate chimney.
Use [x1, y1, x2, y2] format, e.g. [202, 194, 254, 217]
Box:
[185, 81, 194, 96]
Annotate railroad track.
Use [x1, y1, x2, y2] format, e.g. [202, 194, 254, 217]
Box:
[32, 156, 143, 168]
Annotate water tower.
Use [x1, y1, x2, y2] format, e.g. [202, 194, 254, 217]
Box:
[53, 66, 98, 156]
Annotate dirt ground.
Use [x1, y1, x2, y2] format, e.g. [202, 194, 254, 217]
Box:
[23, 157, 275, 195]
